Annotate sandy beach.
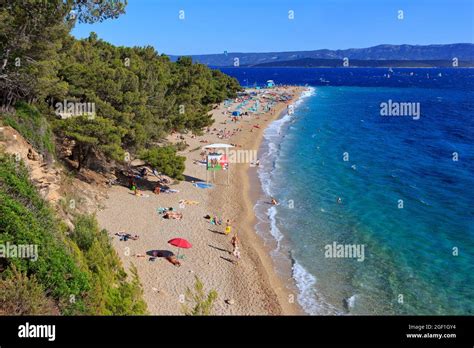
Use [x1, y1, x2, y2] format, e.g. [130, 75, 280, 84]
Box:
[96, 85, 306, 315]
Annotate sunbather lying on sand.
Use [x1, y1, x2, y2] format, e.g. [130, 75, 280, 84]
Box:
[163, 211, 183, 220]
[179, 199, 199, 205]
[115, 232, 139, 241]
[166, 255, 181, 267]
[161, 187, 179, 194]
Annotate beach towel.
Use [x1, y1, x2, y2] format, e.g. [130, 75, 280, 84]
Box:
[179, 200, 199, 205]
[194, 182, 213, 189]
[157, 207, 176, 214]
[161, 188, 179, 193]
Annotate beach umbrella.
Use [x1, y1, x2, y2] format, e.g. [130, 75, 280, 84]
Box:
[168, 238, 192, 258]
[202, 143, 234, 150]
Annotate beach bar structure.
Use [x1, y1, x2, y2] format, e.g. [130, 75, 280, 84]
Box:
[202, 143, 234, 185]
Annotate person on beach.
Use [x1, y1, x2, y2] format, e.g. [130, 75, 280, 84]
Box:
[166, 255, 181, 267]
[271, 197, 278, 205]
[116, 232, 139, 241]
[163, 211, 183, 220]
[215, 216, 222, 225]
[224, 219, 233, 235]
[128, 176, 136, 190]
[233, 245, 241, 262]
[231, 234, 239, 254]
[133, 186, 144, 196]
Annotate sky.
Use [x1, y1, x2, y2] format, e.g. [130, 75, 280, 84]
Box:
[72, 0, 474, 55]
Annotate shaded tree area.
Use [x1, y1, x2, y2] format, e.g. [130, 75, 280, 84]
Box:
[0, 0, 127, 108]
[1, 0, 241, 178]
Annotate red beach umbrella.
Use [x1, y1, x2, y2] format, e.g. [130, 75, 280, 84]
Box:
[168, 238, 192, 258]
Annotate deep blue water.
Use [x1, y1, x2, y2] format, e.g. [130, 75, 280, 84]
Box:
[219, 67, 474, 91]
[220, 68, 474, 315]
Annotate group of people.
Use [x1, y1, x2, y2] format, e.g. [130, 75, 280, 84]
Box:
[126, 167, 175, 196]
[205, 214, 240, 262]
[206, 215, 233, 234]
[216, 127, 241, 140]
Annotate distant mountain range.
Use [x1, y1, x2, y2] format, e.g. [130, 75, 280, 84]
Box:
[252, 58, 474, 68]
[169, 44, 474, 67]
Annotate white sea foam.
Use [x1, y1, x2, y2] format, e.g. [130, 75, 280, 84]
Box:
[267, 206, 283, 250]
[346, 294, 357, 309]
[292, 259, 341, 315]
[259, 86, 315, 197]
[255, 86, 325, 315]
[262, 86, 315, 143]
[292, 260, 319, 314]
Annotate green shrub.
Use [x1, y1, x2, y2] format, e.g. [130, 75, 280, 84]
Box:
[174, 141, 189, 152]
[0, 152, 147, 315]
[0, 266, 57, 315]
[1, 102, 55, 157]
[139, 146, 186, 180]
[182, 276, 218, 316]
[71, 214, 148, 315]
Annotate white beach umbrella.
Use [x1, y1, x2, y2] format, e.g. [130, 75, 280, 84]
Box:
[202, 143, 234, 149]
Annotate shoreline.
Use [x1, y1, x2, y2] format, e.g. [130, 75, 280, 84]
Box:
[231, 93, 306, 315]
[96, 85, 307, 315]
[249, 87, 315, 316]
[200, 85, 306, 315]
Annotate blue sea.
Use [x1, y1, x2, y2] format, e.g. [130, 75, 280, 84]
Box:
[219, 67, 474, 315]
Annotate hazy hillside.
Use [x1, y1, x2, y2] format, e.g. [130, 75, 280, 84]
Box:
[252, 58, 474, 68]
[169, 43, 474, 67]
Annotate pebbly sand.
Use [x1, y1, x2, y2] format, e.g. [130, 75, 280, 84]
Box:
[96, 86, 306, 315]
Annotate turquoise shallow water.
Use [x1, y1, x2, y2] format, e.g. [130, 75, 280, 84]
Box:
[251, 81, 473, 315]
